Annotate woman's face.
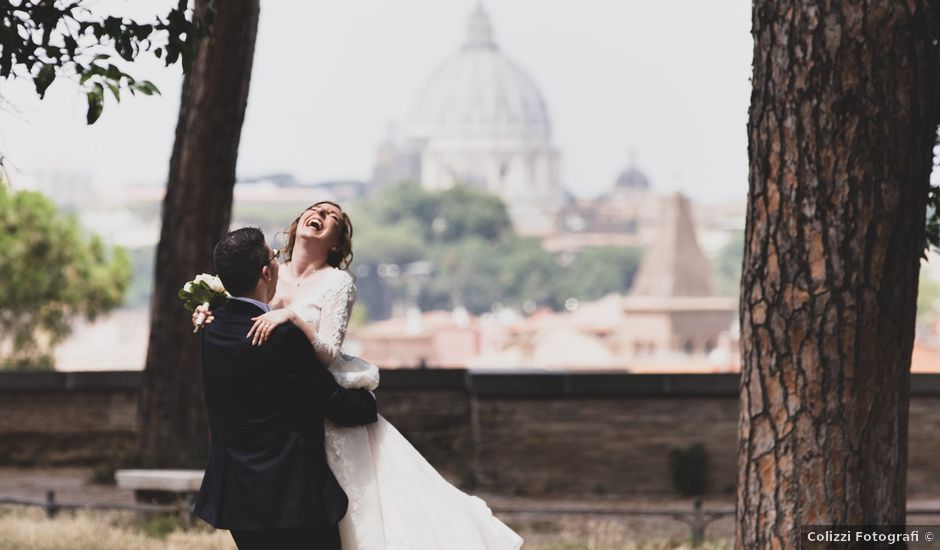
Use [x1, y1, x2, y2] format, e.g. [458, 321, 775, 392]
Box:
[297, 202, 343, 246]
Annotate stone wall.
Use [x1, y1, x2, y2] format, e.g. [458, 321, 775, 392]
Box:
[468, 373, 741, 496]
[0, 371, 138, 465]
[2, 370, 940, 496]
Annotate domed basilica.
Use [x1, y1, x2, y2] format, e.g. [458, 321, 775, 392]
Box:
[372, 4, 564, 237]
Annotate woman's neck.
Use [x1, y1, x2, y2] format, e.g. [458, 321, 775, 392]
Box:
[289, 242, 330, 279]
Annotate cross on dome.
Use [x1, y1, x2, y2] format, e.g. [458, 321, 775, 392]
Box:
[464, 3, 496, 50]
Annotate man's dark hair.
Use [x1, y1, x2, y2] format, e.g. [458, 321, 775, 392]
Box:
[213, 227, 269, 296]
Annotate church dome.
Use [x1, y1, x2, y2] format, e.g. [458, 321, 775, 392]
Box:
[615, 165, 651, 191]
[408, 5, 552, 143]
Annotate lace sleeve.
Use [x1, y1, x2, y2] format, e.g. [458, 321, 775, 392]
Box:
[312, 271, 356, 365]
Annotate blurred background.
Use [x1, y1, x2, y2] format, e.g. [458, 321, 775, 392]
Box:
[3, 1, 940, 548]
[5, 0, 939, 375]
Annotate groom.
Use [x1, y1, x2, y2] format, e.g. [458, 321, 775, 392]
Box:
[193, 227, 377, 550]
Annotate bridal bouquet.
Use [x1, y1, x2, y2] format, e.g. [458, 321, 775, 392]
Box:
[179, 274, 230, 333]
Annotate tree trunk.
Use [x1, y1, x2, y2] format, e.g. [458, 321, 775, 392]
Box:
[138, 0, 260, 467]
[738, 2, 940, 547]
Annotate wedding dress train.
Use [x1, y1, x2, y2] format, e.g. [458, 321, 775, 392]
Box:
[289, 268, 523, 550]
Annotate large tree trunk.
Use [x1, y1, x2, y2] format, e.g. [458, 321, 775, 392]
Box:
[737, 2, 940, 547]
[138, 0, 260, 467]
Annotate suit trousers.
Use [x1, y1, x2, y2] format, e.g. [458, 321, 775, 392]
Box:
[230, 522, 340, 550]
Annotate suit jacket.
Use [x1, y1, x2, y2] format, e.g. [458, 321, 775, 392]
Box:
[193, 299, 377, 530]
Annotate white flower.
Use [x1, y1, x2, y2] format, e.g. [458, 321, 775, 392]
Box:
[194, 273, 213, 286]
[184, 282, 194, 293]
[208, 276, 227, 294]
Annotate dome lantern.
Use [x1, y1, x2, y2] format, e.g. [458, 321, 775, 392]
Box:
[464, 4, 496, 50]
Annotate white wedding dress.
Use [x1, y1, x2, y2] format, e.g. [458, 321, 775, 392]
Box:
[288, 268, 523, 550]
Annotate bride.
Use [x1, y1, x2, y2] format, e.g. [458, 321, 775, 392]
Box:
[200, 201, 522, 550]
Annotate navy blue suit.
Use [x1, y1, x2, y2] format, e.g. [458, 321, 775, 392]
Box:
[193, 299, 376, 548]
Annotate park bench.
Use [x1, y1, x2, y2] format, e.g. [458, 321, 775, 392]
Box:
[115, 469, 204, 506]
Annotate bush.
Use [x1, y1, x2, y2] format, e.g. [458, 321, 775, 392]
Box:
[88, 450, 148, 486]
[668, 443, 709, 496]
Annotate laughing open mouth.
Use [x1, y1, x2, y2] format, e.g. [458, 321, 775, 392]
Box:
[306, 218, 323, 230]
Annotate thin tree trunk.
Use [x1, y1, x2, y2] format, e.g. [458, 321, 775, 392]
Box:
[738, 2, 940, 547]
[138, 0, 260, 467]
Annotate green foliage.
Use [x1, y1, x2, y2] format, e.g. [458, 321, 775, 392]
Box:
[490, 238, 563, 310]
[415, 238, 643, 315]
[421, 238, 510, 313]
[0, 185, 130, 369]
[668, 443, 709, 496]
[436, 185, 513, 242]
[351, 182, 644, 318]
[352, 216, 427, 266]
[0, 0, 210, 123]
[713, 231, 744, 298]
[557, 245, 644, 303]
[362, 182, 513, 244]
[364, 182, 442, 237]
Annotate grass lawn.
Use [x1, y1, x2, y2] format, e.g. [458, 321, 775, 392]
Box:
[0, 507, 234, 550]
[0, 505, 732, 549]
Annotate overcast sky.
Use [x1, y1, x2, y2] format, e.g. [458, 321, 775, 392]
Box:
[0, 0, 753, 203]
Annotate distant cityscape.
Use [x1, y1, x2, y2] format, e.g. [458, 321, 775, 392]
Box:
[31, 5, 940, 372]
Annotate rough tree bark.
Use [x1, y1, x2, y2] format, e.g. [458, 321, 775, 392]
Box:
[138, 0, 260, 466]
[737, 2, 940, 547]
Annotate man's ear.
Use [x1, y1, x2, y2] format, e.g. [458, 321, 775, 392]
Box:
[261, 265, 272, 281]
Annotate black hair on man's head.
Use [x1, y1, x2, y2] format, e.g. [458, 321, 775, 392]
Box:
[213, 227, 268, 296]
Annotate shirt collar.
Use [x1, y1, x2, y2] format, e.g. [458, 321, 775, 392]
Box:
[229, 296, 271, 313]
